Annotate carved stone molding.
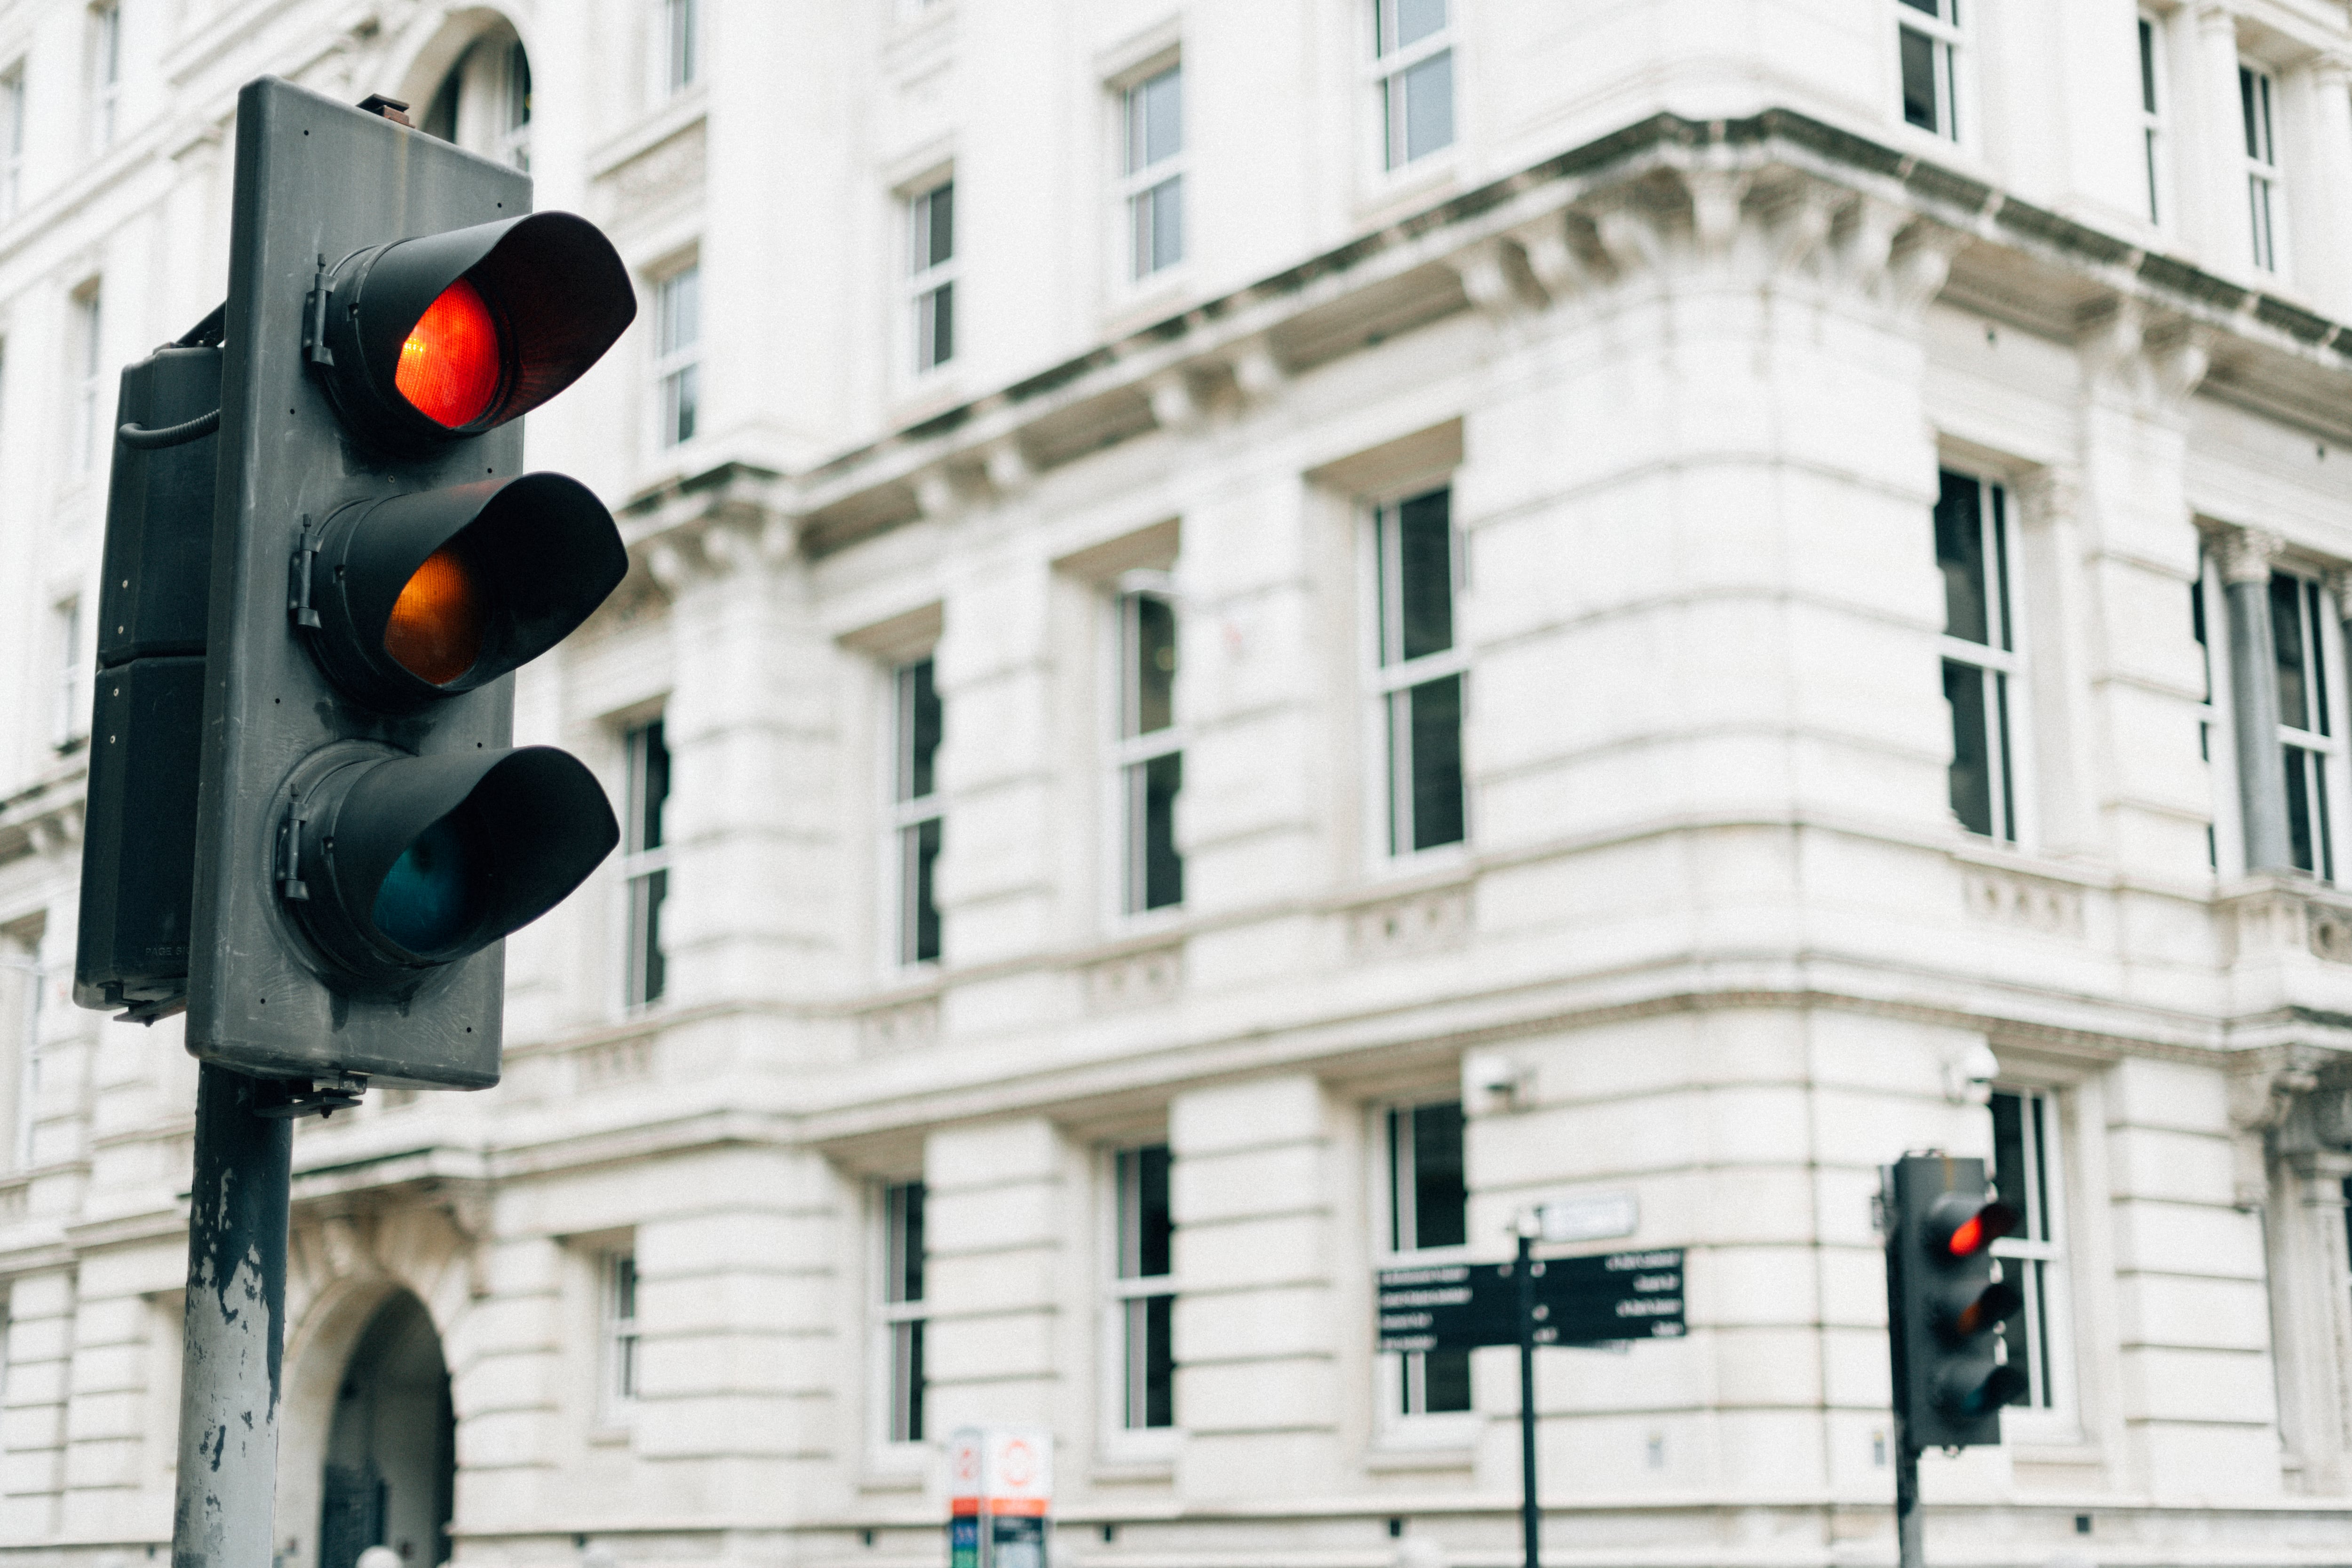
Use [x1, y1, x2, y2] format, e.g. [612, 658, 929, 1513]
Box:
[1084, 946, 1184, 1013]
[572, 1034, 656, 1092]
[1346, 883, 1473, 962]
[859, 996, 939, 1053]
[2216, 525, 2284, 586]
[1960, 867, 2086, 938]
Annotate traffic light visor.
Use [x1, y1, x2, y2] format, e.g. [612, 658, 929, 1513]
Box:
[396, 278, 502, 428]
[307, 473, 628, 708]
[291, 746, 620, 978]
[319, 211, 636, 447]
[1927, 1193, 2017, 1259]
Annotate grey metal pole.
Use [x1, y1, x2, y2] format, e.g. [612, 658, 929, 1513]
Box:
[173, 1064, 293, 1568]
[1517, 1233, 1540, 1568]
[1894, 1433, 1923, 1568]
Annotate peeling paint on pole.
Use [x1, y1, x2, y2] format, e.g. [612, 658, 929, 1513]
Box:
[173, 1065, 292, 1568]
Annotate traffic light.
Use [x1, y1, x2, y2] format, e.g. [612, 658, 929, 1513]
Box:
[185, 77, 635, 1089]
[1886, 1154, 2028, 1449]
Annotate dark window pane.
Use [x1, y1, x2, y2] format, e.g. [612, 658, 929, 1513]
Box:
[2138, 19, 2158, 113]
[889, 1181, 927, 1304]
[1898, 0, 1939, 11]
[1422, 1346, 1472, 1412]
[2312, 582, 2332, 736]
[1944, 659, 1993, 836]
[2320, 755, 2335, 881]
[1393, 488, 1454, 662]
[1141, 751, 1184, 911]
[2192, 578, 2210, 702]
[1989, 1090, 2024, 1220]
[1933, 471, 1988, 644]
[632, 868, 667, 1005]
[1132, 1144, 1173, 1277]
[2241, 67, 2260, 158]
[629, 720, 670, 853]
[1995, 671, 2015, 842]
[900, 658, 942, 800]
[2273, 573, 2312, 731]
[903, 816, 942, 963]
[928, 182, 955, 267]
[1409, 675, 1466, 850]
[1411, 1100, 1467, 1249]
[1141, 1293, 1175, 1428]
[2287, 746, 2316, 873]
[1900, 28, 1939, 131]
[1133, 596, 1176, 734]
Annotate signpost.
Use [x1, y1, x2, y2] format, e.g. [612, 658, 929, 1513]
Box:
[1377, 1240, 1685, 1568]
[947, 1427, 1053, 1568]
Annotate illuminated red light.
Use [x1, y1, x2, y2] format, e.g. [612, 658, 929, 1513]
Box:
[1947, 1214, 1983, 1256]
[384, 546, 486, 685]
[395, 277, 501, 428]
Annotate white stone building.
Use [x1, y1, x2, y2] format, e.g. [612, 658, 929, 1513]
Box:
[6, 0, 2352, 1565]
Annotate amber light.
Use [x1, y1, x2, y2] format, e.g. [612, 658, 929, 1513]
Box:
[384, 546, 486, 686]
[395, 277, 502, 428]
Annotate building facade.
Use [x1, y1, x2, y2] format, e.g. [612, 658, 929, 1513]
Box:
[3, 0, 2352, 1565]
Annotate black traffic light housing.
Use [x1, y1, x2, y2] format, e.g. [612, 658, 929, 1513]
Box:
[1886, 1153, 2029, 1450]
[185, 78, 633, 1088]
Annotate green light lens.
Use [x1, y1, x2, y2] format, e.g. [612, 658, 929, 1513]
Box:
[371, 813, 484, 954]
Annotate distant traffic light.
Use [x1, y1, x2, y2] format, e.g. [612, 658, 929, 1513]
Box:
[1886, 1154, 2026, 1449]
[185, 78, 634, 1089]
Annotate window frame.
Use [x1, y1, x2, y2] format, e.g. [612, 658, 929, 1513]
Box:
[2240, 61, 2284, 274]
[600, 1250, 641, 1423]
[874, 1178, 928, 1449]
[1987, 1084, 2078, 1438]
[1365, 483, 1470, 863]
[660, 0, 699, 98]
[2137, 13, 2166, 227]
[1370, 1097, 1477, 1444]
[619, 717, 671, 1011]
[2194, 556, 2243, 875]
[652, 260, 701, 451]
[1115, 61, 1185, 284]
[72, 283, 102, 476]
[1, 63, 24, 222]
[1102, 1141, 1177, 1454]
[888, 655, 944, 967]
[1894, 0, 1963, 144]
[1935, 469, 2029, 847]
[1109, 577, 1184, 919]
[88, 0, 118, 153]
[495, 38, 531, 171]
[1369, 0, 1456, 172]
[906, 178, 957, 378]
[51, 598, 83, 752]
[2269, 569, 2344, 882]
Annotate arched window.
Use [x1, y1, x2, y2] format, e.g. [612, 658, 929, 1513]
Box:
[417, 26, 531, 171]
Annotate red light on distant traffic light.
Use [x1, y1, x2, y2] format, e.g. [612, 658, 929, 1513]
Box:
[396, 278, 502, 428]
[383, 545, 485, 685]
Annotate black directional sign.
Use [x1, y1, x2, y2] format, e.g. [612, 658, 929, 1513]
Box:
[1377, 1248, 1686, 1352]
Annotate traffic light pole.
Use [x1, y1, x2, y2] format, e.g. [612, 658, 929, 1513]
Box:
[1516, 1230, 1540, 1568]
[172, 1066, 293, 1568]
[1894, 1431, 1923, 1568]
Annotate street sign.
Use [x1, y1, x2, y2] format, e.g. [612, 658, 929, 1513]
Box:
[1375, 1247, 1686, 1353]
[1537, 1190, 1639, 1243]
[947, 1427, 1051, 1568]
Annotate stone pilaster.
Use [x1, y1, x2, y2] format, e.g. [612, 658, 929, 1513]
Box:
[2217, 526, 2290, 872]
[923, 1120, 1070, 1437]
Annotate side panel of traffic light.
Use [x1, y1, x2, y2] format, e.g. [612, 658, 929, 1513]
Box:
[1887, 1153, 2027, 1449]
[189, 79, 632, 1087]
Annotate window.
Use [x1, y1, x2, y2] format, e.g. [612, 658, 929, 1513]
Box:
[621, 719, 670, 1008]
[89, 2, 119, 152]
[879, 1180, 926, 1444]
[2, 66, 24, 221]
[2137, 16, 2164, 224]
[1935, 470, 2019, 843]
[1374, 0, 1453, 168]
[1120, 65, 1184, 279]
[654, 264, 700, 449]
[892, 657, 943, 965]
[1114, 588, 1183, 912]
[498, 40, 531, 170]
[663, 0, 699, 95]
[1111, 1144, 1175, 1431]
[1988, 1088, 2068, 1417]
[52, 600, 82, 750]
[2241, 64, 2280, 272]
[908, 181, 955, 373]
[1897, 0, 1961, 142]
[2193, 568, 2220, 871]
[603, 1252, 640, 1415]
[1372, 487, 1467, 855]
[72, 285, 102, 474]
[1383, 1100, 1470, 1417]
[2271, 572, 2337, 880]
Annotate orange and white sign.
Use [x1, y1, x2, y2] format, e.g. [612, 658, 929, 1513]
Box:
[946, 1426, 1054, 1515]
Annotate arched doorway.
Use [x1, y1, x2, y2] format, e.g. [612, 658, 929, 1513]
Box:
[318, 1293, 455, 1568]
